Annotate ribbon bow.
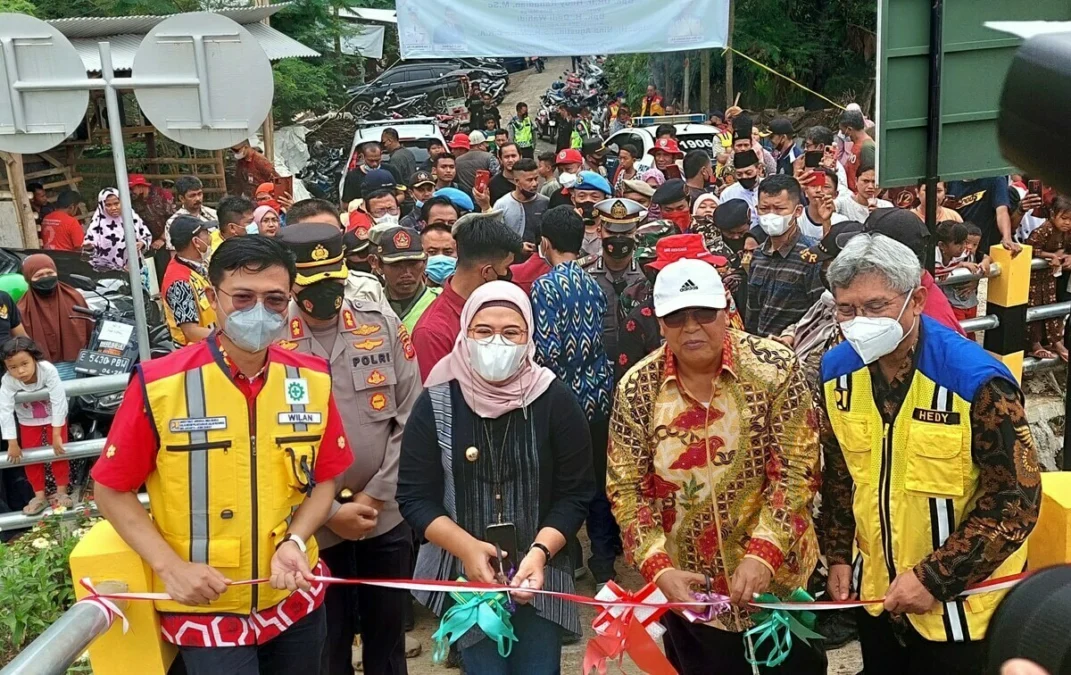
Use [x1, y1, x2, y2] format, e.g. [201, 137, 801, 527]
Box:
[431, 578, 517, 663]
[77, 578, 131, 634]
[744, 588, 825, 667]
[583, 582, 675, 675]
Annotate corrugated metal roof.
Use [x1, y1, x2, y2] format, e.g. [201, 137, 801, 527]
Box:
[56, 10, 319, 73]
[49, 5, 287, 39]
[337, 7, 397, 24]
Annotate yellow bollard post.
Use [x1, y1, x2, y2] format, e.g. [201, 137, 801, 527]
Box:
[982, 244, 1032, 383]
[1029, 472, 1071, 570]
[70, 520, 176, 675]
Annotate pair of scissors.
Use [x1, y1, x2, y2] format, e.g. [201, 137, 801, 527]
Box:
[493, 544, 516, 611]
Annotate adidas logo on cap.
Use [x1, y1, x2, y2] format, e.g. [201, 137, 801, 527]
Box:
[679, 279, 699, 292]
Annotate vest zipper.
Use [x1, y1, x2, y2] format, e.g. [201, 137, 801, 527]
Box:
[250, 410, 259, 610]
[877, 422, 897, 583]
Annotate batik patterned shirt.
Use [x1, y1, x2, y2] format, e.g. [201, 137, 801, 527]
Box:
[531, 260, 613, 421]
[607, 330, 820, 631]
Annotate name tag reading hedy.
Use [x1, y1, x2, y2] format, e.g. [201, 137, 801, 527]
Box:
[169, 417, 229, 433]
[912, 408, 961, 425]
[278, 412, 322, 425]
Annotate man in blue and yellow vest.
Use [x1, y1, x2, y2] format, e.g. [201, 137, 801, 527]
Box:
[277, 223, 422, 674]
[818, 233, 1040, 674]
[160, 215, 216, 346]
[92, 236, 354, 675]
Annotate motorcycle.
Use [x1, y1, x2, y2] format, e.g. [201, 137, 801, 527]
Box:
[529, 56, 545, 73]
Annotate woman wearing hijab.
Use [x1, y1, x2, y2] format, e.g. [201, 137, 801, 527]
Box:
[18, 254, 92, 366]
[640, 168, 667, 220]
[252, 205, 281, 237]
[398, 281, 594, 673]
[83, 188, 153, 271]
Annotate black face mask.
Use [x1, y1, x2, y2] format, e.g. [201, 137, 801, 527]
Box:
[577, 203, 598, 225]
[738, 176, 758, 190]
[31, 276, 58, 294]
[296, 281, 344, 321]
[348, 258, 373, 274]
[603, 235, 635, 260]
[498, 267, 513, 283]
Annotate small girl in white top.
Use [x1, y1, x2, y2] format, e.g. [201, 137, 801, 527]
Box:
[0, 337, 69, 515]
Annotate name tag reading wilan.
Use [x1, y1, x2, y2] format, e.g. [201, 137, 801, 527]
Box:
[912, 408, 961, 425]
[279, 412, 322, 425]
[169, 417, 229, 433]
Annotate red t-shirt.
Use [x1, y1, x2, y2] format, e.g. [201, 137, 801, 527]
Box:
[921, 270, 967, 337]
[411, 277, 467, 382]
[40, 211, 84, 251]
[510, 253, 551, 295]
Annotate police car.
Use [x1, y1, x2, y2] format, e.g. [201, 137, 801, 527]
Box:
[603, 114, 724, 166]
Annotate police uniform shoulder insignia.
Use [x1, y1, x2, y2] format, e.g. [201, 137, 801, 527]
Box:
[353, 323, 381, 336]
[579, 254, 598, 268]
[353, 338, 385, 351]
[366, 369, 387, 386]
[398, 324, 416, 360]
[277, 340, 299, 351]
[290, 318, 305, 339]
[342, 309, 357, 331]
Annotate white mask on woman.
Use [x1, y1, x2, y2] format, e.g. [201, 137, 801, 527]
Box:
[839, 291, 915, 364]
[467, 335, 526, 383]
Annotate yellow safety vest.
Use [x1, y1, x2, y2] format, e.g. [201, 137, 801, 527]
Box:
[821, 317, 1027, 642]
[140, 344, 331, 614]
[161, 259, 216, 346]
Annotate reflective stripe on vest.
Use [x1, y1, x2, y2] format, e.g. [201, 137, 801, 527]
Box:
[185, 364, 209, 564]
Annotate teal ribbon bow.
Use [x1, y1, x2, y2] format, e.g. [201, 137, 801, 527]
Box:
[432, 578, 518, 663]
[744, 588, 825, 667]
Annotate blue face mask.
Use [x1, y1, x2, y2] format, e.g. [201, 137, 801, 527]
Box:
[221, 302, 286, 352]
[246, 222, 260, 235]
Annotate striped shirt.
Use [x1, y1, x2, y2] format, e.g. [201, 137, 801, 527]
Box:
[745, 228, 824, 337]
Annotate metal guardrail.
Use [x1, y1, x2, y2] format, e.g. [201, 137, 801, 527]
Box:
[12, 374, 129, 403]
[0, 493, 149, 532]
[0, 581, 126, 675]
[0, 440, 104, 470]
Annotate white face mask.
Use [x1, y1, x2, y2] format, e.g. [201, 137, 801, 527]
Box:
[758, 212, 793, 237]
[245, 222, 260, 235]
[233, 149, 247, 160]
[839, 291, 915, 364]
[559, 172, 577, 189]
[373, 213, 400, 228]
[467, 335, 527, 383]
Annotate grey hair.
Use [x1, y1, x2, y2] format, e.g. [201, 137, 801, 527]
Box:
[826, 233, 921, 294]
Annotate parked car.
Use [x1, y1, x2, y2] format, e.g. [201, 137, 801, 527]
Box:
[603, 118, 722, 167]
[338, 119, 446, 196]
[347, 60, 507, 118]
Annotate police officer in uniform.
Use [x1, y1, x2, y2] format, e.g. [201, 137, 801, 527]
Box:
[342, 227, 385, 305]
[583, 198, 647, 364]
[277, 224, 422, 675]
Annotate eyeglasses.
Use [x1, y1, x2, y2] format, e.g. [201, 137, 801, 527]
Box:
[217, 287, 291, 314]
[368, 205, 400, 218]
[835, 291, 911, 320]
[662, 307, 720, 328]
[468, 326, 527, 342]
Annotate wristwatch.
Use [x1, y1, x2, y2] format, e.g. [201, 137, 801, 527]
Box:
[280, 533, 307, 553]
[529, 542, 551, 564]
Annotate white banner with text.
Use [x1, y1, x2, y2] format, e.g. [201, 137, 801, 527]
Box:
[396, 0, 730, 59]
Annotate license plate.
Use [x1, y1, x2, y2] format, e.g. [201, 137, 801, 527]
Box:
[75, 349, 131, 376]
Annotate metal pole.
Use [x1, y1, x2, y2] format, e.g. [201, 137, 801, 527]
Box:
[98, 43, 151, 363]
[1064, 312, 1071, 470]
[923, 0, 944, 274]
[13, 373, 128, 402]
[0, 439, 104, 469]
[0, 493, 149, 532]
[0, 582, 126, 675]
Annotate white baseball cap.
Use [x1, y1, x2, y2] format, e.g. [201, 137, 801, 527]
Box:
[654, 259, 727, 318]
[468, 130, 487, 145]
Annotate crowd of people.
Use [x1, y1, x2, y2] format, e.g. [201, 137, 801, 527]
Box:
[5, 88, 1058, 675]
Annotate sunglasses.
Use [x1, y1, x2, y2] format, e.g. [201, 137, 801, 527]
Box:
[662, 307, 720, 328]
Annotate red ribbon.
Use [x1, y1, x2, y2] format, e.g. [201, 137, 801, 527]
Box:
[583, 584, 676, 675]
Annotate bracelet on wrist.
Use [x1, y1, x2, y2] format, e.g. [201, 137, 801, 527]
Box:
[529, 542, 551, 564]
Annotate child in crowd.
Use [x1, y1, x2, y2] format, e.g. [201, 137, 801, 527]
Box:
[935, 220, 989, 340]
[1025, 195, 1071, 360]
[0, 337, 70, 514]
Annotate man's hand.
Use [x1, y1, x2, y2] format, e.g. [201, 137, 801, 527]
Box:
[6, 441, 21, 464]
[51, 429, 65, 457]
[460, 540, 501, 584]
[816, 193, 836, 224]
[327, 501, 378, 541]
[158, 560, 229, 606]
[522, 242, 537, 254]
[270, 540, 313, 592]
[151, 238, 165, 251]
[654, 569, 707, 614]
[729, 557, 773, 607]
[352, 491, 385, 512]
[278, 192, 294, 210]
[827, 563, 855, 601]
[473, 185, 491, 212]
[1002, 237, 1023, 256]
[509, 549, 546, 604]
[883, 570, 937, 615]
[770, 334, 794, 348]
[1018, 193, 1043, 214]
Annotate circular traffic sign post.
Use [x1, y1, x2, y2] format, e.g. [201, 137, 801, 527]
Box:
[134, 12, 274, 150]
[0, 14, 90, 154]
